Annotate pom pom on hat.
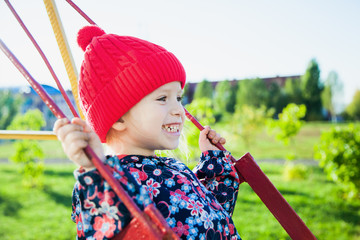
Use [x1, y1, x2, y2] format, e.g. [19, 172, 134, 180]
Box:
[77, 25, 106, 51]
[77, 26, 186, 143]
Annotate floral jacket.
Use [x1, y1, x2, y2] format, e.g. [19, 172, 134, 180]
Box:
[72, 150, 242, 240]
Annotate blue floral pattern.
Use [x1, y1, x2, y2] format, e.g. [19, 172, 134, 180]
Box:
[72, 150, 241, 239]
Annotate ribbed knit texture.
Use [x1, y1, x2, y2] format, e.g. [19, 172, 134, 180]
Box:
[77, 26, 186, 143]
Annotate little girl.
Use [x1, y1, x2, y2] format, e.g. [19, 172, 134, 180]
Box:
[54, 25, 242, 240]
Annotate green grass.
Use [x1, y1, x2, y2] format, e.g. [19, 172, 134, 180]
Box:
[0, 164, 76, 240]
[0, 122, 352, 161]
[217, 121, 347, 160]
[233, 163, 360, 240]
[1, 162, 359, 239]
[0, 140, 67, 160]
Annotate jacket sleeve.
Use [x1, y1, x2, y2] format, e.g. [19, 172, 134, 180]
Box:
[71, 156, 151, 240]
[192, 150, 240, 216]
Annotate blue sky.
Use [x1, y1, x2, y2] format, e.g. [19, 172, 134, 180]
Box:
[1, 0, 359, 105]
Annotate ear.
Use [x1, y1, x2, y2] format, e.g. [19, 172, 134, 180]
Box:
[111, 119, 126, 132]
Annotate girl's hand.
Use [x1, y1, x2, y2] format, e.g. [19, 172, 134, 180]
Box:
[199, 126, 226, 152]
[53, 118, 105, 171]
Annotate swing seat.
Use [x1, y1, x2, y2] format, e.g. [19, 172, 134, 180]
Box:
[113, 204, 179, 240]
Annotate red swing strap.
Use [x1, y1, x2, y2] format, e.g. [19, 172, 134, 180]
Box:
[235, 153, 316, 240]
[0, 39, 178, 240]
[4, 0, 78, 118]
[3, 1, 179, 238]
[184, 109, 317, 240]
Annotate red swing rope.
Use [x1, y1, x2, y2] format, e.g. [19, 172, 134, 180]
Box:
[2, 2, 177, 238]
[4, 0, 79, 118]
[0, 38, 148, 226]
[2, 0, 157, 230]
[1, 39, 179, 239]
[65, 0, 96, 25]
[185, 105, 316, 239]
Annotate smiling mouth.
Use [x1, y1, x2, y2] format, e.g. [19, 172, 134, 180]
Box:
[162, 124, 180, 133]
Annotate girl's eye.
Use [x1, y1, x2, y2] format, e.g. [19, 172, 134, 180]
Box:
[177, 96, 183, 102]
[157, 96, 167, 102]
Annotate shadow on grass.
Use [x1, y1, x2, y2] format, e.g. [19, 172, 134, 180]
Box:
[43, 169, 73, 178]
[278, 189, 310, 197]
[292, 194, 360, 228]
[0, 195, 23, 216]
[1, 168, 18, 174]
[43, 186, 71, 207]
[261, 170, 282, 176]
[332, 202, 360, 227]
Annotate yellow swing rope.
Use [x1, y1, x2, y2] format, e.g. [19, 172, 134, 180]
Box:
[43, 0, 84, 119]
[0, 130, 57, 140]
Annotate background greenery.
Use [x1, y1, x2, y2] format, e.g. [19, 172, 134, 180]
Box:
[1, 122, 360, 239]
[1, 57, 360, 238]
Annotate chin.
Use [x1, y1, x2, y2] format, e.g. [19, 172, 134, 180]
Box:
[161, 142, 180, 151]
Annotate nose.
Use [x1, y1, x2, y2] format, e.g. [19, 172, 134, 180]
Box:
[170, 100, 184, 117]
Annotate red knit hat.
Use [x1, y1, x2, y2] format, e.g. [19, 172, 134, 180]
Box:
[77, 25, 186, 143]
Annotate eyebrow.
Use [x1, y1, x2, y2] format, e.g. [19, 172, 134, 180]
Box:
[156, 86, 183, 95]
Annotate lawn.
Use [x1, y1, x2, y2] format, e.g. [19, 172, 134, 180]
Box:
[0, 164, 76, 239]
[0, 162, 359, 240]
[0, 140, 67, 160]
[214, 121, 351, 161]
[1, 121, 359, 239]
[0, 121, 343, 161]
[233, 163, 360, 240]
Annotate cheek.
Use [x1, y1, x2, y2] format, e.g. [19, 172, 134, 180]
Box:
[129, 104, 168, 129]
[141, 109, 166, 128]
[180, 108, 185, 120]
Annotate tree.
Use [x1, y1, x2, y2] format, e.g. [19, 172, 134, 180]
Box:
[284, 77, 303, 105]
[227, 81, 238, 113]
[267, 103, 307, 180]
[0, 90, 23, 129]
[233, 105, 274, 149]
[213, 80, 232, 117]
[8, 109, 46, 188]
[346, 89, 360, 120]
[267, 82, 288, 116]
[321, 71, 343, 121]
[181, 83, 190, 105]
[236, 78, 269, 109]
[267, 103, 307, 146]
[301, 59, 323, 120]
[193, 79, 213, 100]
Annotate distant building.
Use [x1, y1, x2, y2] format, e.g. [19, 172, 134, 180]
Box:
[19, 85, 77, 130]
[183, 75, 301, 104]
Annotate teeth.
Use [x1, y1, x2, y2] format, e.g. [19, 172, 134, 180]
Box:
[163, 124, 179, 132]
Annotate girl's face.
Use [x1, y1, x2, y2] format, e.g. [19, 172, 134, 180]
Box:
[121, 81, 185, 156]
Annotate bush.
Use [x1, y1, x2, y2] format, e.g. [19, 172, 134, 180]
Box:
[267, 103, 306, 146]
[7, 109, 46, 188]
[283, 162, 308, 181]
[314, 124, 360, 199]
[346, 89, 360, 120]
[233, 105, 274, 149]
